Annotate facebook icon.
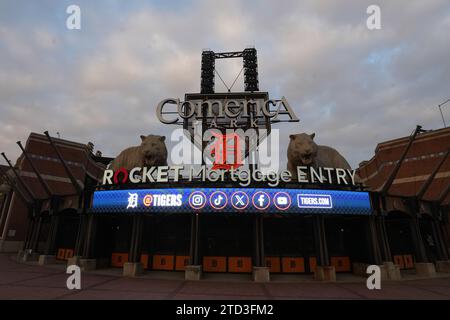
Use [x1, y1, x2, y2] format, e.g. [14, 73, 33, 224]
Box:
[252, 191, 270, 210]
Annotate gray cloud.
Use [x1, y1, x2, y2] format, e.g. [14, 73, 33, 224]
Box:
[0, 0, 449, 169]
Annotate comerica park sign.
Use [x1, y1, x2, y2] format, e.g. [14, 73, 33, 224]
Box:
[156, 96, 299, 128]
[102, 165, 358, 188]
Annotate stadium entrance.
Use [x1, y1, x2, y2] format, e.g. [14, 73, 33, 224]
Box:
[200, 215, 254, 273]
[264, 216, 315, 273]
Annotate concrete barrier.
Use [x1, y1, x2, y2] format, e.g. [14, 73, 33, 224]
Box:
[185, 265, 202, 281]
[123, 262, 144, 277]
[436, 260, 450, 273]
[415, 262, 436, 277]
[353, 262, 389, 280]
[79, 259, 97, 271]
[67, 255, 81, 267]
[314, 266, 336, 282]
[383, 261, 402, 280]
[38, 255, 56, 265]
[252, 267, 270, 282]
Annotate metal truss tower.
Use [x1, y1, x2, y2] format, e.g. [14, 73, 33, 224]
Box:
[200, 48, 259, 94]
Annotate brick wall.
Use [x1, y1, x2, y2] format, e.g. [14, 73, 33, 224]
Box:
[1, 132, 106, 244]
[358, 127, 450, 204]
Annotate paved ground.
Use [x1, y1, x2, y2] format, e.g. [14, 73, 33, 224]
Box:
[1, 254, 450, 300]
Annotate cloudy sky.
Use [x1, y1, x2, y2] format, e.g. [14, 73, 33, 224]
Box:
[0, 0, 449, 169]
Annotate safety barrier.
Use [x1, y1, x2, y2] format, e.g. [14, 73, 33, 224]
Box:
[228, 257, 252, 273]
[281, 257, 305, 273]
[330, 256, 351, 272]
[175, 256, 190, 271]
[393, 254, 414, 269]
[56, 248, 74, 261]
[203, 256, 227, 272]
[111, 253, 128, 267]
[152, 254, 175, 270]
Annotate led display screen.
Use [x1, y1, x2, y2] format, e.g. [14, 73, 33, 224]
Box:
[91, 188, 372, 215]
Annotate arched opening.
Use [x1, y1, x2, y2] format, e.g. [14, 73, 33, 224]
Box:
[93, 215, 133, 269]
[264, 216, 315, 274]
[385, 211, 415, 269]
[141, 214, 191, 272]
[200, 214, 254, 274]
[419, 214, 439, 263]
[54, 208, 79, 261]
[325, 215, 372, 272]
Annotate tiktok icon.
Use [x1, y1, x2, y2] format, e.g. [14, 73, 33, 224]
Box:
[209, 191, 228, 210]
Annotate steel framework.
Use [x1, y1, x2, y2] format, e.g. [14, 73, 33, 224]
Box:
[200, 48, 259, 93]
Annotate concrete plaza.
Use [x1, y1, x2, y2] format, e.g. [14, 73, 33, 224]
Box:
[1, 254, 450, 300]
